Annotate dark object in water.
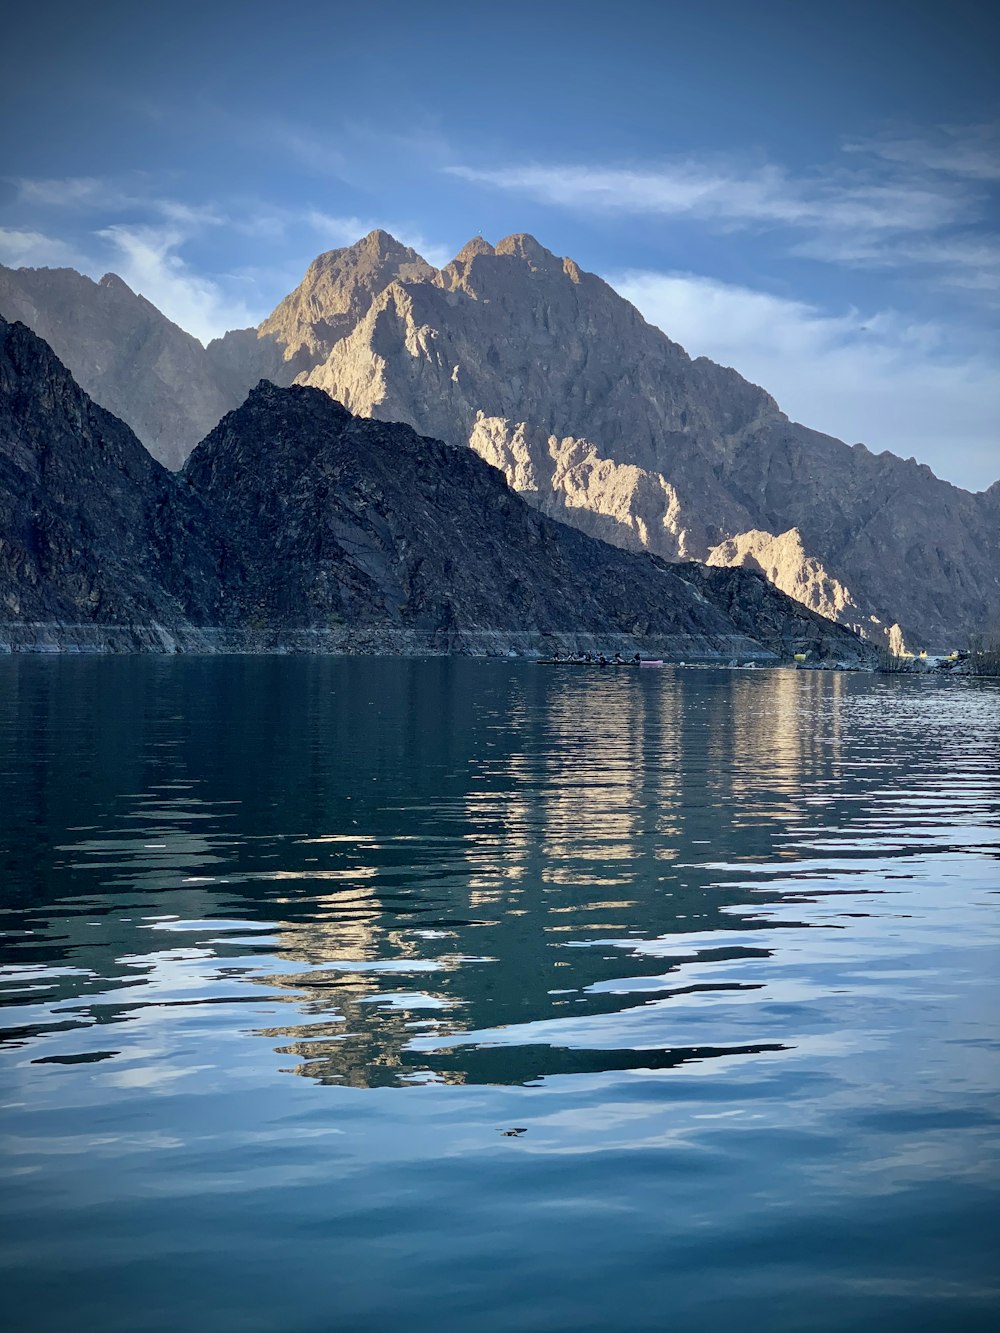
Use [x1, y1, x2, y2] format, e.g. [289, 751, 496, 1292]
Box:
[537, 657, 662, 668]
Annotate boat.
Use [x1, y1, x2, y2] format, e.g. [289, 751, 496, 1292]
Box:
[537, 656, 664, 668]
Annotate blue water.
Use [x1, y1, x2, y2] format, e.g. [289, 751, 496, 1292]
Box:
[0, 658, 997, 1332]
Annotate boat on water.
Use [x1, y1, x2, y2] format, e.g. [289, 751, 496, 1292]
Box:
[537, 656, 664, 668]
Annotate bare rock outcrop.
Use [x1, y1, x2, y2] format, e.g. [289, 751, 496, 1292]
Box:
[1, 318, 868, 662]
[4, 231, 996, 649]
[0, 316, 227, 628]
[298, 234, 999, 650]
[706, 528, 858, 622]
[256, 229, 436, 375]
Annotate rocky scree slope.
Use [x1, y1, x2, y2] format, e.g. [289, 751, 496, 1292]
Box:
[0, 318, 869, 659]
[182, 380, 868, 661]
[296, 233, 999, 652]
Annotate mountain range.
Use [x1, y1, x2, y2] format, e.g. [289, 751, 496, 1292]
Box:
[1, 229, 997, 650]
[0, 314, 865, 662]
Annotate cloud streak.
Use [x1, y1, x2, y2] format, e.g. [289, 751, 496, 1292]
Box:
[844, 125, 1000, 182]
[609, 268, 1000, 492]
[0, 227, 85, 268]
[95, 224, 258, 342]
[447, 127, 1000, 291]
[449, 159, 966, 234]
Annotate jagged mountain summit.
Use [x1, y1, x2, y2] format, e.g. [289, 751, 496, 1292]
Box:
[256, 229, 436, 374]
[0, 317, 865, 661]
[296, 233, 1000, 652]
[2, 231, 996, 649]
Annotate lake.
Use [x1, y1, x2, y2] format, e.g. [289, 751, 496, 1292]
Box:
[0, 657, 997, 1332]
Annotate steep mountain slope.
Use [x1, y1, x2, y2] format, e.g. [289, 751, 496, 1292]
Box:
[0, 265, 248, 470]
[5, 232, 994, 648]
[0, 316, 227, 644]
[184, 381, 864, 660]
[0, 232, 436, 469]
[253, 229, 436, 374]
[299, 234, 999, 650]
[0, 320, 866, 660]
[202, 230, 435, 392]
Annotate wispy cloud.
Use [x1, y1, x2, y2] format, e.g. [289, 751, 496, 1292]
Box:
[610, 269, 1000, 492]
[447, 127, 1000, 293]
[95, 224, 258, 341]
[448, 159, 966, 234]
[0, 227, 85, 268]
[2, 172, 453, 339]
[14, 175, 226, 228]
[792, 232, 1000, 292]
[844, 125, 1000, 181]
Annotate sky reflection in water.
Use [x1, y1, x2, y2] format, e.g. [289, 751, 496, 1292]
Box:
[0, 659, 997, 1333]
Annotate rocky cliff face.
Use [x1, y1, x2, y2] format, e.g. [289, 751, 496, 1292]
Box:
[295, 234, 998, 651]
[0, 231, 432, 471]
[183, 380, 865, 660]
[254, 229, 436, 375]
[5, 233, 995, 648]
[0, 318, 868, 661]
[0, 316, 226, 636]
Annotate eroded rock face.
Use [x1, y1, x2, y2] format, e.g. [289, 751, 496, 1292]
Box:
[298, 234, 999, 650]
[0, 320, 868, 661]
[707, 528, 859, 622]
[184, 380, 867, 661]
[5, 232, 996, 649]
[257, 229, 436, 375]
[469, 415, 691, 556]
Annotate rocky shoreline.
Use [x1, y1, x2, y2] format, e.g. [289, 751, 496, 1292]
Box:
[0, 621, 800, 661]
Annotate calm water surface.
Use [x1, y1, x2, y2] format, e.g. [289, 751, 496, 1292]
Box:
[0, 658, 997, 1332]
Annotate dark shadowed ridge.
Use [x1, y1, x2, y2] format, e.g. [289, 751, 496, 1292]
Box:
[0, 315, 227, 639]
[182, 379, 870, 660]
[3, 234, 996, 648]
[0, 316, 871, 660]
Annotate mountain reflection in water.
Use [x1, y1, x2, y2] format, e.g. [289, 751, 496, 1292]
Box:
[0, 658, 997, 1333]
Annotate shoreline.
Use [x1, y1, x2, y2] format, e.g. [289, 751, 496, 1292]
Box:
[0, 620, 874, 666]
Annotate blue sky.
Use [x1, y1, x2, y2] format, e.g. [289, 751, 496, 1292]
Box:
[1, 0, 997, 488]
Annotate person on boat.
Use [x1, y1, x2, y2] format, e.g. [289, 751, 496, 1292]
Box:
[613, 652, 624, 664]
[552, 649, 562, 661]
[632, 653, 641, 664]
[598, 653, 608, 666]
[584, 652, 593, 663]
